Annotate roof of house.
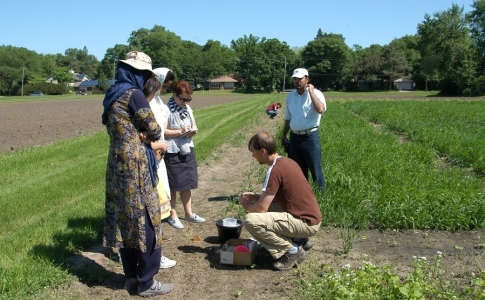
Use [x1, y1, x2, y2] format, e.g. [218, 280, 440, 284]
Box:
[394, 78, 414, 82]
[209, 75, 238, 83]
[79, 79, 116, 87]
[79, 80, 98, 87]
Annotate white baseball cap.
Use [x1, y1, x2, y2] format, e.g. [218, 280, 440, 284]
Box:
[291, 68, 309, 78]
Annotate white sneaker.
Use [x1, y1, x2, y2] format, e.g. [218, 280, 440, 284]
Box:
[185, 213, 205, 223]
[160, 255, 177, 269]
[167, 216, 184, 229]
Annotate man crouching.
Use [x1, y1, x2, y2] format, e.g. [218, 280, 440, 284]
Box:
[238, 132, 321, 270]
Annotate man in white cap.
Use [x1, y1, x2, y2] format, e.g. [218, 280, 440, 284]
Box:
[281, 68, 326, 191]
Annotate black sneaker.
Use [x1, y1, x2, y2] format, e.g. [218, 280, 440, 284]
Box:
[292, 238, 313, 251]
[273, 247, 307, 271]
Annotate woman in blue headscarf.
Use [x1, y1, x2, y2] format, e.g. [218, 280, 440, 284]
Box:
[102, 51, 174, 297]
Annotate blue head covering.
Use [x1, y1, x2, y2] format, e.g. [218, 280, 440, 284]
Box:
[101, 61, 158, 188]
[101, 62, 152, 125]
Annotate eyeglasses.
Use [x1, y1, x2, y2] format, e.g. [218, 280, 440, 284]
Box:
[178, 96, 192, 103]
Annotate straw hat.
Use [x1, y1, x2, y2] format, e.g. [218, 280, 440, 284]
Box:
[120, 51, 155, 74]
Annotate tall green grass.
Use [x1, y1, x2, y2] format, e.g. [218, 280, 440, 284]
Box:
[319, 101, 485, 230]
[0, 133, 108, 299]
[342, 100, 485, 175]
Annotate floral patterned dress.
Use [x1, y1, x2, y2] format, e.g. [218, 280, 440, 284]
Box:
[103, 88, 162, 252]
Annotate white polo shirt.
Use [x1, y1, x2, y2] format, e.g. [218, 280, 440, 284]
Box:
[284, 88, 327, 131]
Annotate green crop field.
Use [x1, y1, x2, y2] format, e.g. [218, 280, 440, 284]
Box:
[0, 95, 484, 299]
[319, 100, 485, 230]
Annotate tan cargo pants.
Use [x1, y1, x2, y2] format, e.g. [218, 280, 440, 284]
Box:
[243, 202, 320, 259]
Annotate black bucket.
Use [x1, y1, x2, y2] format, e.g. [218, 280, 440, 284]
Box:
[215, 219, 244, 243]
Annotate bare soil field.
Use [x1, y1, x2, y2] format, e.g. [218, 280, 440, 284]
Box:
[0, 94, 249, 154]
[1, 93, 483, 299]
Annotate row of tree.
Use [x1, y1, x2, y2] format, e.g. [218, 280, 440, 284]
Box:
[1, 1, 484, 96]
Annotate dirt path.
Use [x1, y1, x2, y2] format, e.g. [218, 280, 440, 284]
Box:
[2, 94, 483, 299]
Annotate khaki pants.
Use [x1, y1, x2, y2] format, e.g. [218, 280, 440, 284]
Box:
[243, 202, 320, 259]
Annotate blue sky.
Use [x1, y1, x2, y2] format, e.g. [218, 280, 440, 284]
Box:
[1, 0, 476, 60]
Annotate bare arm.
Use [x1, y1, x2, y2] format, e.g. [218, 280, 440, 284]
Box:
[186, 109, 198, 137]
[164, 124, 191, 138]
[238, 191, 275, 213]
[281, 120, 291, 145]
[151, 141, 167, 152]
[139, 132, 167, 160]
[307, 84, 325, 114]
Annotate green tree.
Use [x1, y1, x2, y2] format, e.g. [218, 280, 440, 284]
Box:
[231, 34, 265, 92]
[200, 40, 237, 79]
[180, 40, 202, 86]
[418, 4, 477, 94]
[0, 46, 42, 95]
[52, 67, 74, 83]
[301, 31, 352, 90]
[96, 73, 111, 93]
[259, 38, 293, 89]
[394, 35, 421, 76]
[129, 26, 184, 73]
[40, 54, 58, 78]
[98, 44, 130, 80]
[351, 44, 385, 90]
[381, 41, 410, 89]
[467, 0, 485, 76]
[59, 47, 99, 78]
[78, 46, 99, 77]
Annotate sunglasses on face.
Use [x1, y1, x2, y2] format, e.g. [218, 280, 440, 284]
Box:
[177, 95, 192, 103]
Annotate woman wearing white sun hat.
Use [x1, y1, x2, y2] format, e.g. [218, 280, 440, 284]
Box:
[149, 67, 178, 269]
[150, 67, 176, 209]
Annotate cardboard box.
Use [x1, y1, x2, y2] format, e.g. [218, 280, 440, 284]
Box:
[219, 239, 258, 266]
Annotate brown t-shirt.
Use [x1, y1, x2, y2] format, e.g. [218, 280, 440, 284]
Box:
[263, 157, 322, 225]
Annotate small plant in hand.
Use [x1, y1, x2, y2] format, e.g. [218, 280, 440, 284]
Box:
[223, 196, 247, 219]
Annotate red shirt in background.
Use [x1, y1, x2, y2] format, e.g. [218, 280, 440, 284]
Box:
[267, 103, 278, 111]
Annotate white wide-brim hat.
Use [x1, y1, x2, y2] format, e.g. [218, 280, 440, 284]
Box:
[120, 51, 155, 74]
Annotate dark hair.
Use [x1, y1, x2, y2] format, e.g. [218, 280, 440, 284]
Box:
[277, 102, 282, 107]
[173, 80, 193, 96]
[165, 71, 175, 83]
[248, 132, 276, 155]
[143, 75, 162, 97]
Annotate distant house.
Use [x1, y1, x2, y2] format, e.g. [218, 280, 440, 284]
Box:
[79, 80, 116, 94]
[394, 78, 414, 91]
[74, 73, 90, 82]
[46, 70, 91, 87]
[201, 75, 238, 90]
[45, 76, 58, 84]
[69, 70, 91, 92]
